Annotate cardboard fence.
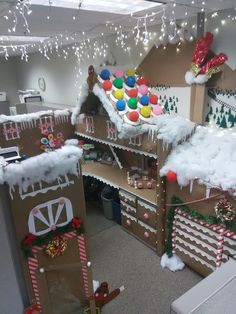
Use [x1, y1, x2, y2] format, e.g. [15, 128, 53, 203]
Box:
[1, 147, 96, 313]
[0, 109, 74, 157]
[165, 194, 236, 277]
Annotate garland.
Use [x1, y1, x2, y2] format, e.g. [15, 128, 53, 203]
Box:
[21, 217, 84, 258]
[165, 196, 236, 257]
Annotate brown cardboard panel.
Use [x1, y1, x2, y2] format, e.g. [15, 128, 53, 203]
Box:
[136, 201, 157, 228]
[191, 84, 206, 124]
[136, 222, 157, 250]
[137, 42, 196, 87]
[120, 201, 137, 218]
[176, 249, 211, 277]
[9, 173, 93, 314]
[166, 181, 236, 216]
[82, 163, 156, 204]
[121, 214, 137, 234]
[75, 115, 157, 155]
[0, 114, 74, 157]
[206, 63, 236, 90]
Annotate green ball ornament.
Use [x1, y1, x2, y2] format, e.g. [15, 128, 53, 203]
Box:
[128, 98, 138, 109]
[113, 77, 123, 89]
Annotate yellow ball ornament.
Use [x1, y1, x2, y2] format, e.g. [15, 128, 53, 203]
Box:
[140, 106, 151, 118]
[114, 89, 124, 99]
[126, 68, 135, 77]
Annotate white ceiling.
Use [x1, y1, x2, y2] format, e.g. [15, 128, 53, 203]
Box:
[0, 0, 236, 48]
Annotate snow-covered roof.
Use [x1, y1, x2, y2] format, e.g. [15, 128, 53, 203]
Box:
[160, 126, 236, 193]
[71, 69, 195, 143]
[0, 109, 71, 124]
[0, 146, 82, 191]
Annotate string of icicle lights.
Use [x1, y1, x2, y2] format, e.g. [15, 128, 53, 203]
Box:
[0, 1, 235, 61]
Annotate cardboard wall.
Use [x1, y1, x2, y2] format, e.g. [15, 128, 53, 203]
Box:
[9, 172, 93, 314]
[0, 112, 74, 157]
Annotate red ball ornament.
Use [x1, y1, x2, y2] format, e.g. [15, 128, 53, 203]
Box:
[102, 80, 112, 91]
[166, 170, 177, 183]
[129, 111, 139, 122]
[149, 94, 158, 105]
[137, 78, 149, 86]
[128, 88, 138, 98]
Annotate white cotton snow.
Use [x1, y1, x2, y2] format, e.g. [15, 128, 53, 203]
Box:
[65, 138, 79, 146]
[152, 114, 196, 145]
[185, 71, 208, 85]
[160, 125, 236, 191]
[71, 83, 89, 125]
[0, 146, 83, 191]
[161, 253, 185, 272]
[0, 109, 70, 124]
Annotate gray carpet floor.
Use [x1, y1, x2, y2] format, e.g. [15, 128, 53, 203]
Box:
[86, 201, 202, 314]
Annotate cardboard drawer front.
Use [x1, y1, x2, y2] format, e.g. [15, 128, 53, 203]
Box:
[121, 210, 137, 234]
[119, 190, 136, 207]
[136, 220, 157, 249]
[120, 200, 136, 217]
[137, 200, 157, 228]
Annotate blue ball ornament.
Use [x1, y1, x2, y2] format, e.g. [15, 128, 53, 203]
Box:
[126, 76, 136, 87]
[116, 99, 126, 111]
[140, 95, 149, 106]
[100, 69, 110, 80]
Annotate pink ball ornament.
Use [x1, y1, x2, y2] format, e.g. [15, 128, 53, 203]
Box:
[143, 213, 149, 220]
[126, 219, 131, 226]
[152, 105, 163, 116]
[144, 231, 150, 238]
[138, 84, 148, 96]
[114, 69, 124, 78]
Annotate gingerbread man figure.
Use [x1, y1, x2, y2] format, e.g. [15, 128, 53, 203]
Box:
[87, 65, 97, 92]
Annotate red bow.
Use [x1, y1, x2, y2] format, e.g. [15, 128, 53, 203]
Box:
[22, 233, 36, 246]
[72, 217, 82, 229]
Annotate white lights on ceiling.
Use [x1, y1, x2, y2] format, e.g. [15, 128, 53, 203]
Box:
[0, 35, 49, 43]
[30, 0, 162, 14]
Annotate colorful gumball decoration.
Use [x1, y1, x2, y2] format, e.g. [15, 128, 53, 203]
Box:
[126, 76, 136, 88]
[138, 84, 148, 95]
[166, 170, 177, 183]
[126, 68, 135, 77]
[140, 95, 149, 106]
[129, 111, 139, 122]
[103, 80, 112, 91]
[128, 98, 138, 109]
[140, 106, 151, 118]
[128, 88, 138, 98]
[152, 105, 163, 116]
[114, 69, 124, 78]
[116, 99, 126, 111]
[114, 89, 124, 99]
[137, 78, 149, 86]
[113, 77, 123, 89]
[149, 94, 158, 105]
[100, 69, 110, 80]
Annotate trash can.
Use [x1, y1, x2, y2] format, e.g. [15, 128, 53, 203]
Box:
[101, 186, 117, 220]
[113, 199, 121, 225]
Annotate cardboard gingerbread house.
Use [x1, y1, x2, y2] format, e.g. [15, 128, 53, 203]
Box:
[0, 109, 74, 157]
[0, 146, 96, 313]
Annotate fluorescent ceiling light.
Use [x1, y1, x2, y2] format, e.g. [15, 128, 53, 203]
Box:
[0, 35, 49, 43]
[30, 0, 163, 14]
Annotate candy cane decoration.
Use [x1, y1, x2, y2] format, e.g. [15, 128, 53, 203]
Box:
[216, 227, 226, 269]
[28, 246, 43, 310]
[77, 234, 90, 298]
[27, 232, 90, 311]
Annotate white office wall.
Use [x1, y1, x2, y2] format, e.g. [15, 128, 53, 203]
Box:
[0, 57, 18, 106]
